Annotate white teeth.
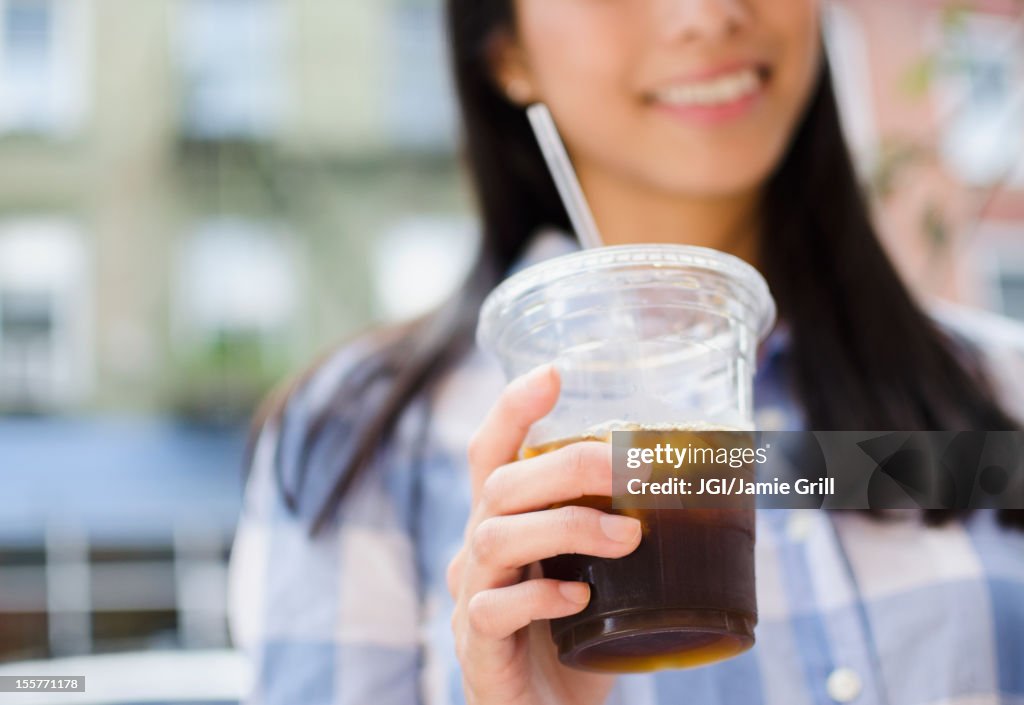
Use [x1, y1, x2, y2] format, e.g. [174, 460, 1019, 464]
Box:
[653, 68, 762, 107]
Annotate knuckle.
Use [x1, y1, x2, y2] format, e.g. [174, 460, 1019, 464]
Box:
[562, 442, 609, 491]
[563, 443, 596, 485]
[588, 441, 613, 471]
[471, 517, 505, 564]
[466, 591, 496, 636]
[478, 464, 508, 512]
[555, 504, 590, 537]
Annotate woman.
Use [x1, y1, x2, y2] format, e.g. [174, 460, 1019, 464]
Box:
[228, 1, 1024, 704]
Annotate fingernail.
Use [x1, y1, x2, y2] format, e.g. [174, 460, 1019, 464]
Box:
[559, 581, 590, 605]
[600, 513, 641, 543]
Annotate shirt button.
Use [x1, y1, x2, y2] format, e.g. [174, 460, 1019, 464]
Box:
[827, 667, 862, 703]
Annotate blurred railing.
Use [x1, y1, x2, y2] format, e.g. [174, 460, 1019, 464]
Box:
[0, 524, 233, 662]
[0, 417, 245, 662]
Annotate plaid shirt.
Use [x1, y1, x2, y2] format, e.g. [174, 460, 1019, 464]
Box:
[228, 230, 1024, 705]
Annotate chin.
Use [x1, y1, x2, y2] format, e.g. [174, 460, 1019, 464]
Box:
[622, 144, 772, 195]
[648, 169, 770, 199]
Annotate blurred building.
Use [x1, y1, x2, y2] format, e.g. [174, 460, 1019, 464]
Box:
[0, 0, 472, 663]
[0, 0, 1021, 666]
[824, 0, 1024, 315]
[0, 0, 1020, 420]
[0, 0, 472, 420]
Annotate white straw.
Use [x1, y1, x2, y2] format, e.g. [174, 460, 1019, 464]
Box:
[525, 103, 604, 250]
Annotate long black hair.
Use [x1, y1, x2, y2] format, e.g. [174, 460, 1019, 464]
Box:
[254, 0, 1023, 535]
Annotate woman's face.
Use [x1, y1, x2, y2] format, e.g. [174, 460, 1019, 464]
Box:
[493, 0, 823, 198]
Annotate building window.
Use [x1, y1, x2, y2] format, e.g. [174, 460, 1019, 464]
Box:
[934, 14, 1024, 186]
[0, 218, 90, 410]
[176, 0, 285, 140]
[371, 216, 475, 322]
[385, 0, 456, 150]
[0, 290, 54, 403]
[176, 218, 298, 337]
[172, 218, 300, 420]
[0, 0, 90, 136]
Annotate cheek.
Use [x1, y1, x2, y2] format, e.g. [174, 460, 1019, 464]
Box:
[748, 3, 823, 172]
[770, 0, 823, 105]
[608, 4, 823, 196]
[515, 0, 824, 198]
[516, 1, 641, 142]
[518, 0, 638, 87]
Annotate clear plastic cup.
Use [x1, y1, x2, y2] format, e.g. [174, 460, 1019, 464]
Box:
[476, 243, 776, 673]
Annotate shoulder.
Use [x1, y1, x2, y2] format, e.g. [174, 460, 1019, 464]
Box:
[245, 321, 427, 529]
[927, 300, 1024, 425]
[228, 327, 428, 670]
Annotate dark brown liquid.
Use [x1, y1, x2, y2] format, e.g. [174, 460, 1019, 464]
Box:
[523, 427, 757, 673]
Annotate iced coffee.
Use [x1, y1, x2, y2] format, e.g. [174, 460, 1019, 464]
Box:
[477, 244, 775, 673]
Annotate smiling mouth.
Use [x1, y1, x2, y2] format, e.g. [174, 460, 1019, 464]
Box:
[644, 65, 771, 108]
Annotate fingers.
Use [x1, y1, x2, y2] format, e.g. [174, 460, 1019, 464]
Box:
[477, 441, 613, 517]
[466, 364, 560, 499]
[465, 579, 591, 640]
[445, 505, 642, 599]
[464, 506, 642, 594]
[451, 576, 592, 696]
[449, 364, 636, 698]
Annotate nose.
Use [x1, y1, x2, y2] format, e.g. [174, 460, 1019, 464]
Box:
[654, 0, 752, 43]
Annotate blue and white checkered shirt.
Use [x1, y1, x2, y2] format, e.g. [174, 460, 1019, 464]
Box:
[228, 229, 1024, 705]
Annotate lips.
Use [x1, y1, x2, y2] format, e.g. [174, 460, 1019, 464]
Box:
[641, 62, 771, 125]
[645, 64, 771, 108]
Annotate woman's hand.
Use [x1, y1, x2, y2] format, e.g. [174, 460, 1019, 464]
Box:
[446, 364, 643, 705]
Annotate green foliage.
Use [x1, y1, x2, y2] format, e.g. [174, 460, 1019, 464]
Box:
[901, 55, 938, 98]
[868, 138, 931, 200]
[171, 328, 288, 425]
[922, 201, 951, 254]
[897, 0, 981, 98]
[940, 1, 972, 32]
